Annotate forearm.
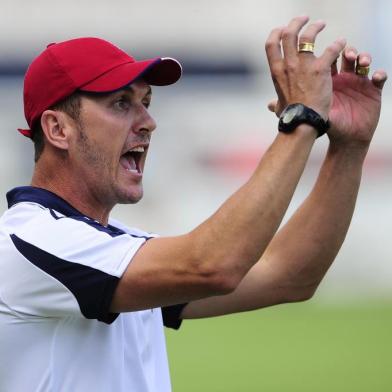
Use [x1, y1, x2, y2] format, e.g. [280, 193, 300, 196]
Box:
[189, 126, 316, 287]
[181, 19, 387, 318]
[113, 16, 356, 312]
[112, 126, 318, 312]
[263, 141, 368, 297]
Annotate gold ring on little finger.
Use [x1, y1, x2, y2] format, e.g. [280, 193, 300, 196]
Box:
[298, 42, 315, 54]
[355, 64, 370, 76]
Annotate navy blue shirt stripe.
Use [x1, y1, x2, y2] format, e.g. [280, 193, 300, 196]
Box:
[7, 186, 185, 329]
[10, 234, 119, 324]
[7, 186, 153, 239]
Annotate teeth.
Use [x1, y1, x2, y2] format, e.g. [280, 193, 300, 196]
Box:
[129, 146, 145, 153]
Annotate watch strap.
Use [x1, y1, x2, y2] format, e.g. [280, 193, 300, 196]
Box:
[278, 103, 330, 137]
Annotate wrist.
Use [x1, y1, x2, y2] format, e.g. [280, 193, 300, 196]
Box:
[294, 123, 319, 138]
[276, 123, 318, 143]
[278, 103, 330, 138]
[327, 140, 369, 164]
[329, 138, 370, 154]
[327, 124, 374, 152]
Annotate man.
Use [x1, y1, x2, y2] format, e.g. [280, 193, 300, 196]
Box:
[0, 16, 387, 391]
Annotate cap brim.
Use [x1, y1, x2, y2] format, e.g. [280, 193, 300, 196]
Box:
[80, 57, 182, 93]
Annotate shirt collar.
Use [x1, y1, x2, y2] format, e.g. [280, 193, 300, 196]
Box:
[6, 186, 85, 218]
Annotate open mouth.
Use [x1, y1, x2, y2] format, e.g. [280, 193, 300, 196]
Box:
[120, 146, 145, 174]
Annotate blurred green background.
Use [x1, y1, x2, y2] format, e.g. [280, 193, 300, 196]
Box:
[166, 300, 392, 391]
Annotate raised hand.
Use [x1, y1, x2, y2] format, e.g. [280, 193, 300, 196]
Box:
[266, 17, 388, 148]
[328, 48, 387, 147]
[265, 16, 346, 121]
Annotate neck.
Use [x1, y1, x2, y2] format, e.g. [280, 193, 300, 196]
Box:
[31, 157, 113, 226]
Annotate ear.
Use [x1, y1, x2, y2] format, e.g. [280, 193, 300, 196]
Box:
[40, 110, 74, 150]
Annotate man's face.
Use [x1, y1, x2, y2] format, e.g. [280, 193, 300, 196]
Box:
[69, 80, 156, 207]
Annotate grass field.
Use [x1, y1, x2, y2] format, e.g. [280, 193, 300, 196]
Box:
[165, 300, 392, 391]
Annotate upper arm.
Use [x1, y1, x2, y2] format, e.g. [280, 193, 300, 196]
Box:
[1, 207, 144, 324]
[110, 234, 232, 313]
[3, 205, 233, 322]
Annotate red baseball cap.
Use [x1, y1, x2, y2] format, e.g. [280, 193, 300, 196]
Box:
[19, 37, 182, 138]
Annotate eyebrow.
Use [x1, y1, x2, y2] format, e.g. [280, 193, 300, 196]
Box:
[121, 85, 152, 98]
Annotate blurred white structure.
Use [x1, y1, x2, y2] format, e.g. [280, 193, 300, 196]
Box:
[0, 0, 382, 66]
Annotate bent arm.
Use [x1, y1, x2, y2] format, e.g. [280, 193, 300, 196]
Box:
[110, 16, 344, 313]
[181, 142, 367, 318]
[111, 128, 317, 312]
[181, 40, 388, 319]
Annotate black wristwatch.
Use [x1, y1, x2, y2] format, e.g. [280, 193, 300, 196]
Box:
[278, 103, 330, 137]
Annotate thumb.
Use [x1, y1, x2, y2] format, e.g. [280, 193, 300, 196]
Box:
[267, 99, 278, 113]
[267, 99, 281, 117]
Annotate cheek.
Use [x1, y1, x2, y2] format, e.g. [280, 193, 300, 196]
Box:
[75, 132, 115, 171]
[92, 119, 129, 151]
[78, 109, 131, 169]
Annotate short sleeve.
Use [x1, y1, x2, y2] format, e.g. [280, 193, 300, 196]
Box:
[0, 205, 147, 324]
[161, 303, 187, 330]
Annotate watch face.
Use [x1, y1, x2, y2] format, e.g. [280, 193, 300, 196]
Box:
[283, 105, 303, 124]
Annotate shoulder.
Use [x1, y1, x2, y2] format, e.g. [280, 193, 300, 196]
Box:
[2, 201, 99, 240]
[1, 201, 57, 235]
[1, 202, 146, 275]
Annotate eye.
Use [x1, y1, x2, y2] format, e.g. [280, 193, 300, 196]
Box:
[113, 96, 131, 111]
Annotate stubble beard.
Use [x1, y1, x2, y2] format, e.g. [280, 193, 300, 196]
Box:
[76, 126, 143, 206]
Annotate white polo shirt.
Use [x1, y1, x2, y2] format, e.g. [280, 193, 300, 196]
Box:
[0, 186, 185, 392]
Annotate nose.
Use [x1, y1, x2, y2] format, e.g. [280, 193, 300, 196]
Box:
[134, 106, 157, 135]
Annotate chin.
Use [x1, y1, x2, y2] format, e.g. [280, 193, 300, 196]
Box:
[117, 187, 144, 205]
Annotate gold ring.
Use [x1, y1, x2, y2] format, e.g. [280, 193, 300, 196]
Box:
[298, 42, 315, 53]
[355, 64, 370, 76]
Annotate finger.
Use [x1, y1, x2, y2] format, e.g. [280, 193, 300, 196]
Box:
[298, 19, 326, 56]
[341, 46, 358, 73]
[265, 27, 285, 68]
[267, 99, 278, 112]
[355, 52, 372, 78]
[281, 15, 309, 58]
[319, 38, 347, 68]
[331, 56, 339, 76]
[356, 52, 372, 68]
[371, 69, 388, 90]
